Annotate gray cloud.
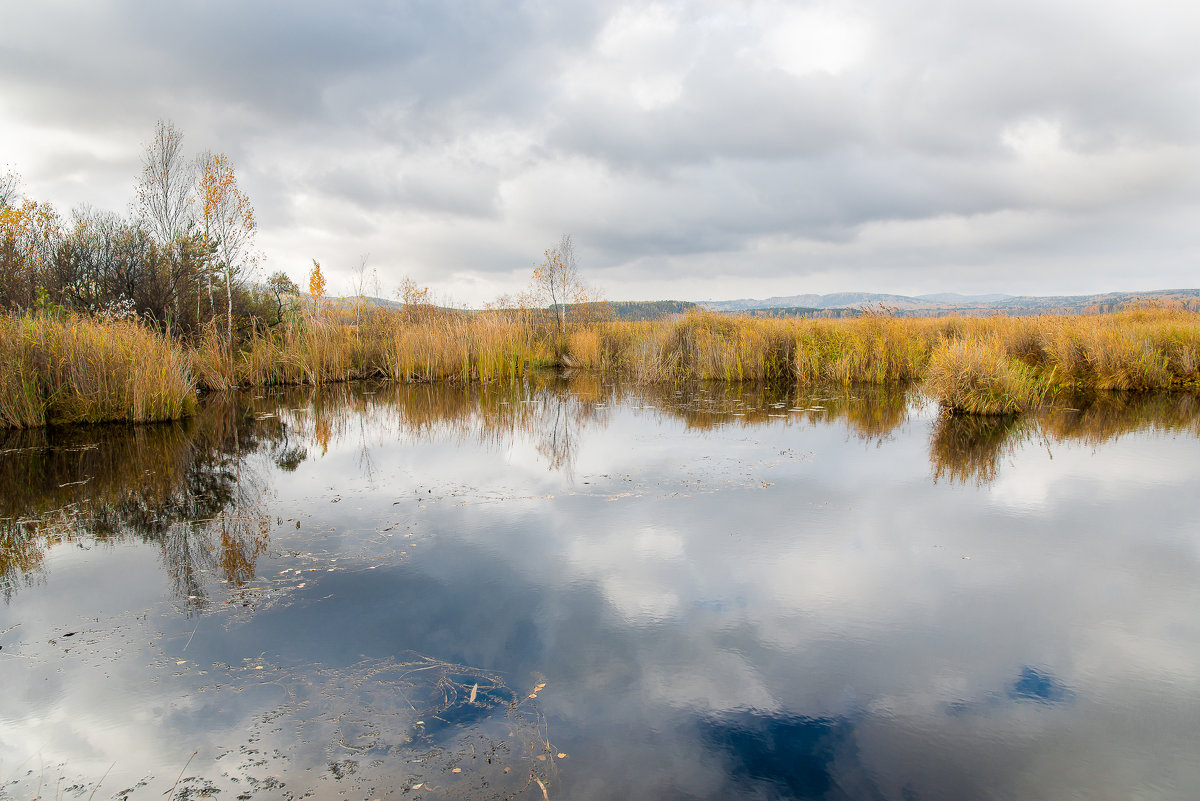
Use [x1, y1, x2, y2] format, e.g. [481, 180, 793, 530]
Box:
[1, 0, 1197, 303]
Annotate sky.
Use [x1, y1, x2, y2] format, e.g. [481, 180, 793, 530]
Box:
[2, 0, 1198, 306]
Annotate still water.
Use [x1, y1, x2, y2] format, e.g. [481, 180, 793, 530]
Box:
[2, 379, 1199, 800]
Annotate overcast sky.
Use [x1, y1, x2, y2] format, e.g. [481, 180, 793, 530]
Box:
[2, 0, 1198, 305]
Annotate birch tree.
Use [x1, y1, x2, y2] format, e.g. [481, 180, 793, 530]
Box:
[532, 233, 586, 333]
[136, 121, 195, 321]
[198, 151, 257, 344]
[137, 121, 194, 245]
[0, 168, 19, 209]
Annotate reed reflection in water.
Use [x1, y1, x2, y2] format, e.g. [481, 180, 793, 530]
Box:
[931, 391, 1200, 485]
[5, 379, 1200, 605]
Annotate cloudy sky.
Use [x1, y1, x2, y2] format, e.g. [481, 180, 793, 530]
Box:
[2, 0, 1198, 305]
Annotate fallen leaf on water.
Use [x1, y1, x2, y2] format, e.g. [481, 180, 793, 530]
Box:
[469, 683, 477, 704]
[557, 753, 567, 759]
[451, 768, 462, 774]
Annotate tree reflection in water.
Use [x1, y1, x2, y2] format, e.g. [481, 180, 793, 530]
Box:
[0, 395, 280, 606]
[3, 378, 1198, 601]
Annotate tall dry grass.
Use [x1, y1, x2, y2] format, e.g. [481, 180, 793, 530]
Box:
[925, 305, 1200, 412]
[793, 315, 942, 383]
[5, 304, 1198, 428]
[925, 337, 1050, 415]
[190, 307, 555, 391]
[0, 314, 195, 428]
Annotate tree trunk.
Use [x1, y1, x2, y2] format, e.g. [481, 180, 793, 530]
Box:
[225, 261, 233, 345]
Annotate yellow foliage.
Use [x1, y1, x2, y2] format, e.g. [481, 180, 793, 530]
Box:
[309, 260, 327, 304]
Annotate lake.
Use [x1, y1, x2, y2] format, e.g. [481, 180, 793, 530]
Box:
[2, 379, 1199, 800]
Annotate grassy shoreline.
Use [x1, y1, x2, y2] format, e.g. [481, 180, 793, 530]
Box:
[1, 306, 1198, 428]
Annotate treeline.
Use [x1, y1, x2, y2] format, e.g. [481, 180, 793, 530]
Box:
[0, 122, 292, 341]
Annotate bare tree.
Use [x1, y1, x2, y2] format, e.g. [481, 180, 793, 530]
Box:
[136, 121, 195, 323]
[0, 168, 20, 209]
[348, 253, 377, 341]
[136, 121, 194, 245]
[532, 233, 587, 333]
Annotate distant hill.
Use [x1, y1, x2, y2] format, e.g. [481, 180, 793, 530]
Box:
[705, 292, 927, 312]
[733, 306, 825, 319]
[916, 292, 1014, 303]
[698, 288, 1200, 317]
[317, 290, 1200, 320]
[605, 300, 701, 320]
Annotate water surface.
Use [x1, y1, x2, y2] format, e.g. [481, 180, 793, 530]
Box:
[2, 380, 1199, 800]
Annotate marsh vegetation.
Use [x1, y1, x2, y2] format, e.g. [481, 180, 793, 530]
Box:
[2, 303, 1198, 428]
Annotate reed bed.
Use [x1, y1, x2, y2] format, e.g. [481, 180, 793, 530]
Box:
[924, 306, 1200, 412]
[0, 314, 195, 428]
[925, 336, 1050, 415]
[3, 305, 1198, 428]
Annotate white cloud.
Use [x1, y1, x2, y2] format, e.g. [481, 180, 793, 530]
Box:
[1, 0, 1198, 304]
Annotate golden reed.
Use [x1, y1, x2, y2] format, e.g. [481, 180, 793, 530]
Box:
[3, 304, 1197, 427]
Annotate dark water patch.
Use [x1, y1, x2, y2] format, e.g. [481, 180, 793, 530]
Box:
[1009, 666, 1074, 705]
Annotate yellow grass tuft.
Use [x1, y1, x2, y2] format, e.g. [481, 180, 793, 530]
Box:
[926, 336, 1049, 415]
[0, 314, 195, 428]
